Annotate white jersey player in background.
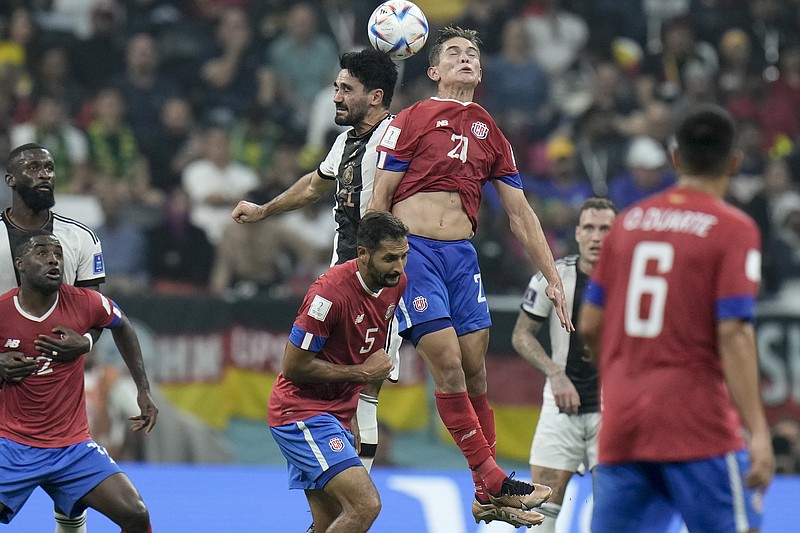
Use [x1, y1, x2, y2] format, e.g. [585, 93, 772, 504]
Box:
[511, 197, 617, 533]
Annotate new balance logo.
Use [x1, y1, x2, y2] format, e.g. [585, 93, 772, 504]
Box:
[436, 120, 449, 127]
[460, 429, 477, 442]
[4, 339, 20, 348]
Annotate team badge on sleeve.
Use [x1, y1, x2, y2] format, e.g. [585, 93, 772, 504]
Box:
[308, 295, 333, 321]
[471, 121, 489, 139]
[385, 304, 396, 320]
[412, 295, 428, 312]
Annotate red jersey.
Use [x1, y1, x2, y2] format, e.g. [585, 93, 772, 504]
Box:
[376, 97, 520, 232]
[585, 187, 761, 463]
[0, 285, 122, 447]
[268, 260, 406, 428]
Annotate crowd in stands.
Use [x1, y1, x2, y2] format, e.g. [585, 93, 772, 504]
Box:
[2, 0, 800, 303]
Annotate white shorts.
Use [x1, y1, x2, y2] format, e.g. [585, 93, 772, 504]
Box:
[529, 411, 600, 473]
[387, 315, 402, 382]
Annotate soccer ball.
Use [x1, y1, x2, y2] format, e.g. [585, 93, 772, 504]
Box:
[367, 1, 429, 60]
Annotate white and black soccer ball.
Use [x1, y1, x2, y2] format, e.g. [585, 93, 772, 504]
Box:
[367, 1, 429, 60]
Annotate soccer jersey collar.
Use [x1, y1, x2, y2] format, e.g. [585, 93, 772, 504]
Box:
[13, 292, 59, 322]
[356, 270, 383, 298]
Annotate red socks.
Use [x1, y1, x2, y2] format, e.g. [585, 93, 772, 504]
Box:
[435, 391, 505, 495]
[469, 393, 497, 501]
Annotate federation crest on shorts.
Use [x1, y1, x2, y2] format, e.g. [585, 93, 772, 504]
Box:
[471, 121, 489, 139]
[412, 295, 428, 312]
[385, 304, 396, 320]
[329, 437, 345, 452]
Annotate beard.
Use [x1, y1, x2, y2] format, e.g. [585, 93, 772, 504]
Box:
[367, 259, 401, 288]
[334, 99, 369, 126]
[16, 182, 55, 212]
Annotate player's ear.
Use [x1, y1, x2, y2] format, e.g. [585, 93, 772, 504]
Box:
[727, 151, 742, 177]
[5, 172, 14, 187]
[357, 244, 369, 265]
[427, 65, 440, 82]
[669, 147, 680, 171]
[371, 88, 384, 106]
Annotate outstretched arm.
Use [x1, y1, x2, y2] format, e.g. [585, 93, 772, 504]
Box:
[718, 319, 774, 490]
[111, 315, 158, 434]
[282, 342, 392, 384]
[494, 181, 574, 331]
[512, 311, 580, 414]
[231, 170, 334, 223]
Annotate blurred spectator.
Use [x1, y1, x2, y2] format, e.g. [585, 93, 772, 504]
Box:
[528, 136, 593, 256]
[181, 125, 259, 244]
[716, 28, 760, 107]
[145, 188, 215, 293]
[209, 199, 322, 299]
[194, 6, 260, 122]
[760, 43, 800, 153]
[573, 104, 629, 195]
[742, 0, 796, 80]
[147, 96, 202, 194]
[455, 0, 514, 55]
[639, 14, 718, 103]
[229, 105, 283, 179]
[112, 32, 180, 157]
[33, 0, 110, 39]
[764, 191, 800, 296]
[0, 7, 37, 106]
[521, 0, 589, 78]
[480, 18, 554, 153]
[608, 135, 676, 210]
[318, 0, 373, 52]
[85, 86, 158, 205]
[728, 118, 768, 205]
[266, 2, 339, 123]
[93, 183, 148, 294]
[738, 157, 793, 248]
[70, 2, 125, 92]
[29, 45, 86, 118]
[10, 92, 89, 193]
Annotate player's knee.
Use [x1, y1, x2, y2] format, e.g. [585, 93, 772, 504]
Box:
[358, 491, 381, 524]
[117, 499, 150, 532]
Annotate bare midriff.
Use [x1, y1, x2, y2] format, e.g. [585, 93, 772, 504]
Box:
[392, 190, 473, 240]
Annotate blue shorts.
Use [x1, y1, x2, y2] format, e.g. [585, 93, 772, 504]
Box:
[396, 235, 491, 337]
[592, 449, 763, 533]
[269, 413, 362, 491]
[0, 438, 121, 523]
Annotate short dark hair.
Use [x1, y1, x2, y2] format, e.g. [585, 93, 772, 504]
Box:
[357, 212, 409, 252]
[14, 229, 59, 261]
[428, 25, 481, 67]
[675, 104, 736, 176]
[340, 48, 399, 109]
[579, 197, 618, 217]
[8, 143, 49, 166]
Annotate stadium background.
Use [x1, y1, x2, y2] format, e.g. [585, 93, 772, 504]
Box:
[2, 0, 800, 530]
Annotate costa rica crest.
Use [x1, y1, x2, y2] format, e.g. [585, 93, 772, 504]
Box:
[412, 295, 428, 312]
[329, 437, 345, 452]
[471, 121, 488, 139]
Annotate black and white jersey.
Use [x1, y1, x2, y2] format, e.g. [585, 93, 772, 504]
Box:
[521, 254, 598, 414]
[0, 210, 105, 292]
[318, 115, 392, 265]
